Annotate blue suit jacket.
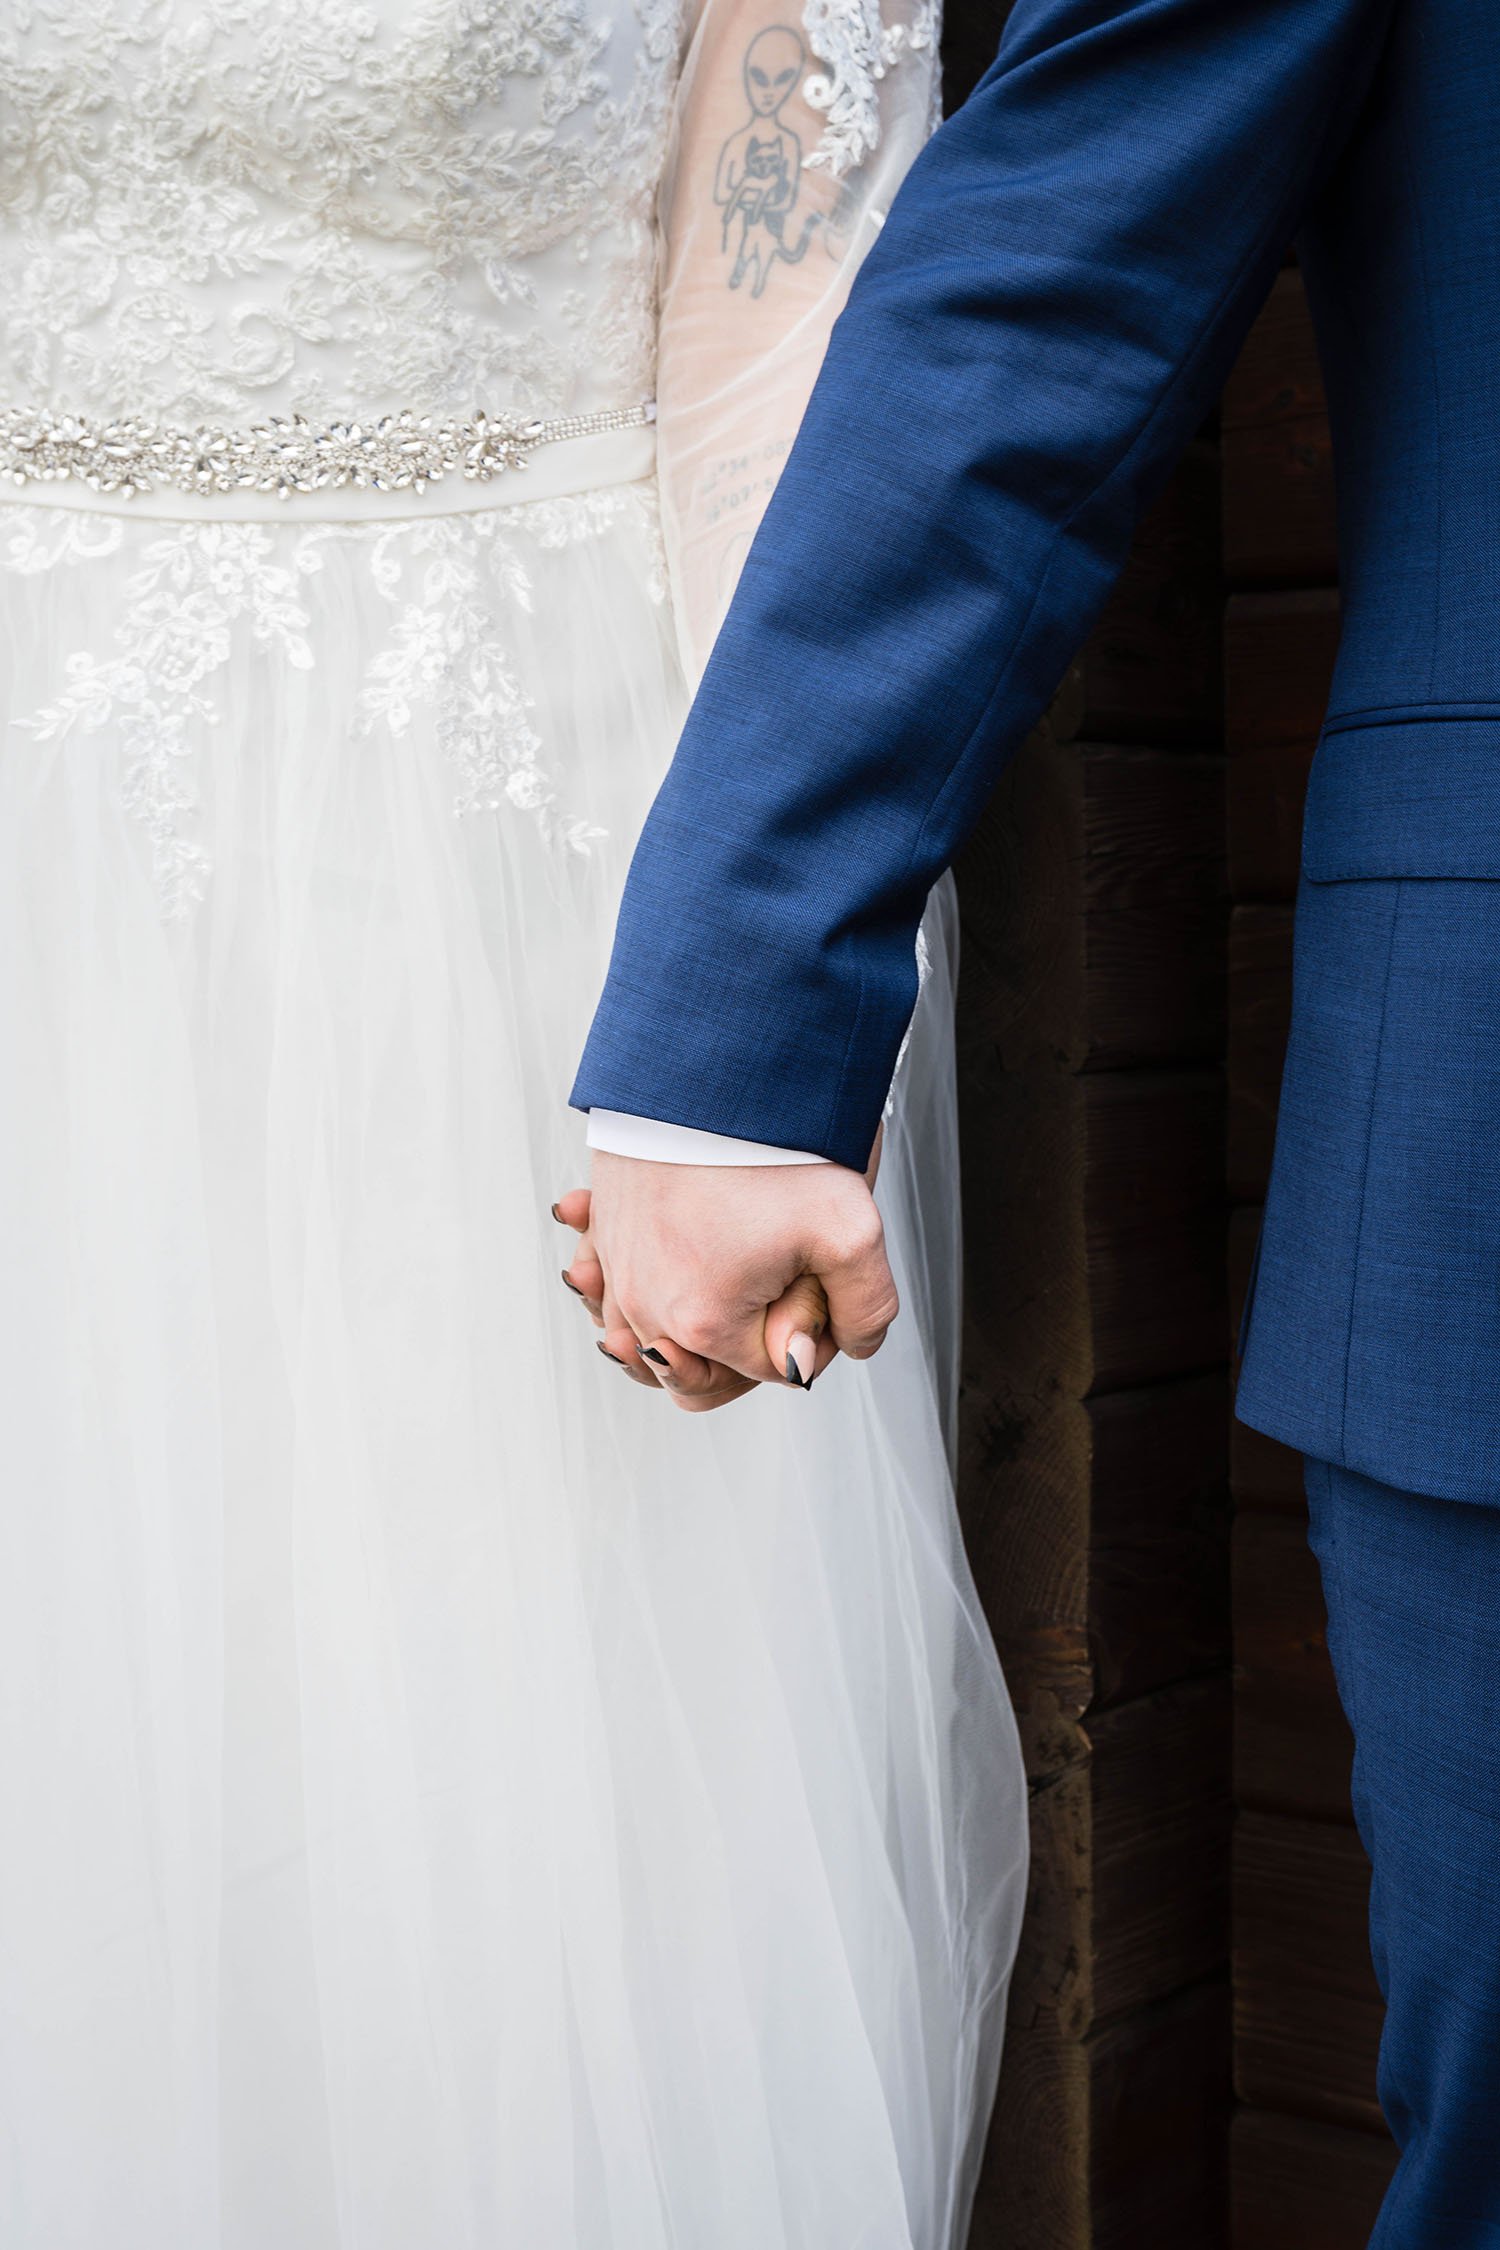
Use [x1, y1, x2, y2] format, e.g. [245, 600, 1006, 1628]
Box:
[576, 0, 1500, 1502]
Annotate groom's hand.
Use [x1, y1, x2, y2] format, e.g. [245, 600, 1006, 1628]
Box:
[556, 1151, 898, 1409]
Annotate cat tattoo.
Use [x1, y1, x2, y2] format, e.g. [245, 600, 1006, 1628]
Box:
[715, 26, 821, 298]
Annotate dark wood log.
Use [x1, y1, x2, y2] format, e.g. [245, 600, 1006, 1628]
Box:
[1230, 2111, 1397, 2250]
[1234, 1812, 1385, 2133]
[1087, 1376, 1232, 1710]
[1223, 418, 1337, 590]
[1226, 1203, 1261, 1362]
[955, 356, 1234, 2239]
[1230, 1412, 1307, 1515]
[1078, 442, 1224, 747]
[1085, 1070, 1228, 1394]
[958, 714, 1093, 1773]
[1221, 270, 1328, 434]
[1225, 591, 1340, 901]
[1234, 1504, 1356, 1823]
[1225, 590, 1342, 756]
[1092, 1677, 1232, 2021]
[1221, 273, 1335, 589]
[974, 1757, 1093, 2250]
[1082, 746, 1228, 1070]
[1227, 905, 1294, 1203]
[959, 712, 1097, 2250]
[1091, 1982, 1232, 2250]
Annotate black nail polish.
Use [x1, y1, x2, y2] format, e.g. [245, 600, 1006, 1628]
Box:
[597, 1342, 628, 1367]
[561, 1269, 584, 1296]
[550, 1202, 564, 1222]
[639, 1346, 670, 1367]
[785, 1353, 807, 1390]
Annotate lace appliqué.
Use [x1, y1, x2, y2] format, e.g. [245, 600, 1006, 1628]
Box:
[7, 517, 317, 918]
[356, 490, 661, 852]
[801, 0, 941, 176]
[0, 488, 662, 915]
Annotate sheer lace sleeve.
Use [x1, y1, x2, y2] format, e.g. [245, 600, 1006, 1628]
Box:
[657, 0, 941, 683]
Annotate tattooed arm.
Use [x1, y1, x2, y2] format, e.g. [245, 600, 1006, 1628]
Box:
[657, 0, 939, 678]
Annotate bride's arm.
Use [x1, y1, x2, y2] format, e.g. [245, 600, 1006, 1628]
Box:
[578, 0, 939, 1179]
[658, 0, 940, 682]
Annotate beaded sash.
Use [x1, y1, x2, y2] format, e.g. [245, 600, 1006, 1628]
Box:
[0, 401, 657, 504]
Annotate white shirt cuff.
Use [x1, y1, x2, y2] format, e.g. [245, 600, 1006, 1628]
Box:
[585, 1109, 831, 1167]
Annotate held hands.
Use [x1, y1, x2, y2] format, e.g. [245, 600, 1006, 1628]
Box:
[553, 1142, 898, 1412]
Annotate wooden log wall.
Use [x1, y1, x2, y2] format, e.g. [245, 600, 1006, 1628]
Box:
[1222, 269, 1395, 2241]
[940, 15, 1235, 2233]
[954, 441, 1233, 2245]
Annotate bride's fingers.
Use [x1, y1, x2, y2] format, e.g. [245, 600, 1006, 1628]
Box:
[598, 1320, 660, 1385]
[555, 1188, 605, 1321]
[562, 1238, 606, 1322]
[597, 1280, 658, 1387]
[636, 1337, 758, 1413]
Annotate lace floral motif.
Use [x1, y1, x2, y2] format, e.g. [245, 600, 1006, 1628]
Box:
[802, 0, 941, 176]
[4, 515, 319, 916]
[0, 0, 681, 426]
[0, 490, 662, 914]
[357, 489, 663, 850]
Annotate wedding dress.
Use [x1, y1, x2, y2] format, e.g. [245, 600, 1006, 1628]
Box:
[0, 5, 1027, 2246]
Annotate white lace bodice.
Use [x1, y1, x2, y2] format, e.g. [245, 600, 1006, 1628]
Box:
[0, 0, 682, 426]
[0, 0, 933, 433]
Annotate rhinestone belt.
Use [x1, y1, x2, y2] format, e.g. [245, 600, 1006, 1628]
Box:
[0, 400, 657, 502]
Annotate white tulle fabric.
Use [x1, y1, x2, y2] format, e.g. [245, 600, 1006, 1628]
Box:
[0, 4, 1026, 2247]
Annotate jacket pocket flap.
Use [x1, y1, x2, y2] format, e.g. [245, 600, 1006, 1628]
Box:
[1302, 716, 1500, 881]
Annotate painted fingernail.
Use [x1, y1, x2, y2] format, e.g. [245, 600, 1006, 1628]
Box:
[550, 1203, 564, 1222]
[636, 1344, 677, 1386]
[786, 1332, 817, 1390]
[597, 1342, 629, 1367]
[561, 1269, 584, 1296]
[639, 1345, 670, 1367]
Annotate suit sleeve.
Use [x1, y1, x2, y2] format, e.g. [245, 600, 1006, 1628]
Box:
[573, 0, 1397, 1170]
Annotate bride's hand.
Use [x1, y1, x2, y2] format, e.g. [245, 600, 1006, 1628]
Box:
[556, 1151, 895, 1409]
[554, 1189, 764, 1410]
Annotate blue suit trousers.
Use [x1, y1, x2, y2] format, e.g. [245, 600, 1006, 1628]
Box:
[1305, 1458, 1500, 2246]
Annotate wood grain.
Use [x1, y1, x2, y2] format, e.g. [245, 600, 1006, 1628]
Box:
[1092, 1678, 1232, 2021]
[1230, 2111, 1397, 2250]
[1085, 1070, 1228, 1393]
[1234, 1812, 1384, 2133]
[1234, 1505, 1356, 1823]
[1221, 270, 1329, 434]
[1230, 1414, 1307, 1513]
[1083, 746, 1228, 1069]
[1088, 1377, 1231, 1710]
[1227, 905, 1294, 1204]
[1092, 1983, 1232, 2250]
[1078, 442, 1224, 747]
[959, 584, 1233, 2238]
[1221, 272, 1336, 588]
[1226, 591, 1340, 900]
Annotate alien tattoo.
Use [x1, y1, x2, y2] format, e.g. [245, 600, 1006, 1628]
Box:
[714, 26, 821, 298]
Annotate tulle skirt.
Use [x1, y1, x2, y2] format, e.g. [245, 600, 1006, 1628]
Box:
[0, 480, 1026, 2250]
